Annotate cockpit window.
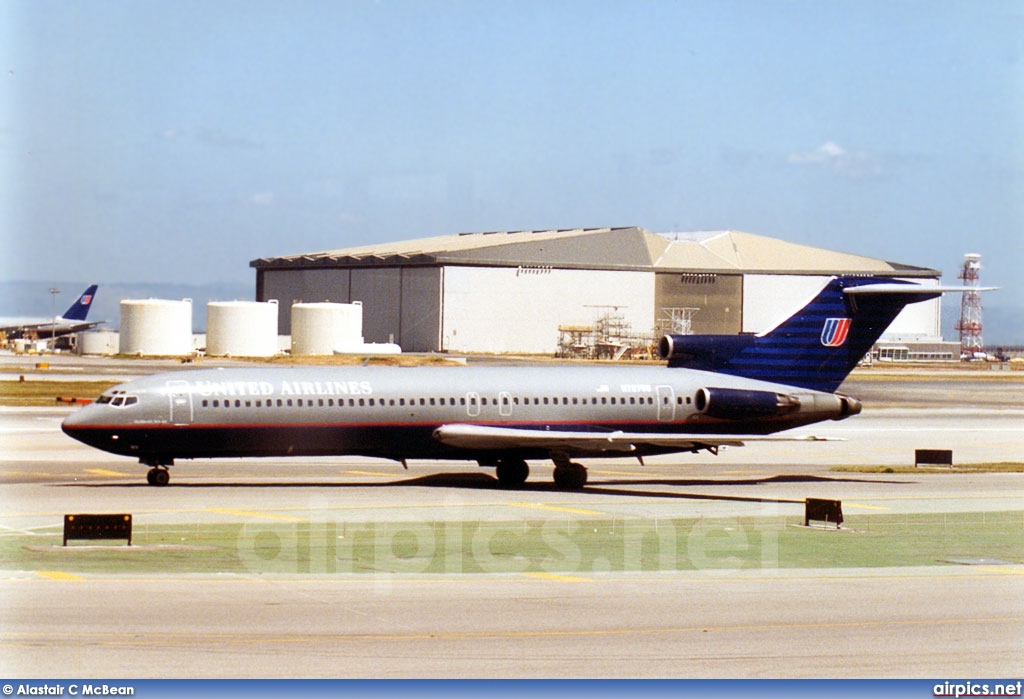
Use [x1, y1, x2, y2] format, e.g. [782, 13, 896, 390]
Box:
[97, 389, 125, 404]
[102, 391, 138, 408]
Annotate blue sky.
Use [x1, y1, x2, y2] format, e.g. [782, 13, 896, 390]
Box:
[3, 1, 1022, 338]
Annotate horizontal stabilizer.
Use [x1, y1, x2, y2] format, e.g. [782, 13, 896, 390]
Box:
[844, 284, 998, 295]
[843, 284, 995, 294]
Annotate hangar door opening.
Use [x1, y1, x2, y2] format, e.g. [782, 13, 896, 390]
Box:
[655, 273, 742, 335]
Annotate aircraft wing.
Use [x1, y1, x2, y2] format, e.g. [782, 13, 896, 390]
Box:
[432, 424, 834, 454]
[0, 320, 103, 338]
[0, 320, 46, 333]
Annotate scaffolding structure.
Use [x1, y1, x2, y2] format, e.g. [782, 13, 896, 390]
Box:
[556, 306, 655, 360]
[657, 307, 699, 336]
[955, 253, 984, 358]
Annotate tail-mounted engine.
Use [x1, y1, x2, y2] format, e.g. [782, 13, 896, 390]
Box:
[659, 334, 753, 371]
[694, 386, 861, 421]
[694, 387, 799, 420]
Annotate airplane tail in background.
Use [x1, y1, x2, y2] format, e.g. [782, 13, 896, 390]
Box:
[60, 285, 99, 321]
[660, 277, 962, 393]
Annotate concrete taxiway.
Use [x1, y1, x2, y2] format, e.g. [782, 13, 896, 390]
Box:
[1, 359, 1022, 677]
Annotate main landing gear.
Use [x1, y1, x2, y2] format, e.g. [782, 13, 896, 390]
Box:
[552, 461, 588, 490]
[552, 452, 588, 490]
[495, 458, 529, 488]
[491, 456, 589, 490]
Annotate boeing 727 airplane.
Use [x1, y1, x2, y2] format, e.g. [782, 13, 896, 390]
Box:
[62, 277, 973, 488]
[1, 285, 102, 341]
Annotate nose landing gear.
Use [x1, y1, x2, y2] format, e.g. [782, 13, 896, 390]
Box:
[142, 457, 173, 486]
[145, 467, 170, 486]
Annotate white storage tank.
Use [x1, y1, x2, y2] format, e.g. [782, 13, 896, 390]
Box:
[291, 302, 364, 355]
[77, 329, 120, 356]
[207, 300, 278, 357]
[120, 299, 193, 356]
[333, 302, 364, 352]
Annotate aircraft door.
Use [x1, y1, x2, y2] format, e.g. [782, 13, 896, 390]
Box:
[167, 380, 194, 424]
[656, 385, 675, 422]
[465, 391, 481, 418]
[498, 391, 513, 417]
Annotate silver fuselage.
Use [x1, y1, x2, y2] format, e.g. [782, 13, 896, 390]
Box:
[62, 365, 856, 464]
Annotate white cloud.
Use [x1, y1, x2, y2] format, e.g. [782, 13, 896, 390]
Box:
[195, 127, 264, 150]
[788, 141, 884, 178]
[788, 141, 845, 164]
[247, 191, 275, 206]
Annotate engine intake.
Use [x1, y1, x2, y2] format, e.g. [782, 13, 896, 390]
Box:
[659, 334, 754, 369]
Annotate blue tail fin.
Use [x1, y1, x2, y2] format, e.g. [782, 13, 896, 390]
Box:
[60, 285, 99, 321]
[659, 277, 944, 392]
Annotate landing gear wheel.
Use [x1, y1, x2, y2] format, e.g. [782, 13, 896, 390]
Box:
[146, 467, 170, 487]
[553, 462, 588, 490]
[495, 459, 529, 488]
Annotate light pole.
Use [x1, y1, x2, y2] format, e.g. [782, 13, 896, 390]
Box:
[49, 287, 60, 340]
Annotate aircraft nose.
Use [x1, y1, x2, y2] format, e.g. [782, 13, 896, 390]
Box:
[61, 404, 97, 433]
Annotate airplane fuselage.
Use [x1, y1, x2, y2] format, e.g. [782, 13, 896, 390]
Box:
[1, 285, 102, 341]
[62, 364, 855, 466]
[57, 276, 975, 488]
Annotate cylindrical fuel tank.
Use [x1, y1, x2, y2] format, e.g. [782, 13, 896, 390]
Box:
[206, 300, 278, 357]
[120, 299, 193, 356]
[291, 302, 364, 355]
[77, 329, 120, 356]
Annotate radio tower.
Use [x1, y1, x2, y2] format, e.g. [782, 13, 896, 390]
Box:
[955, 253, 984, 359]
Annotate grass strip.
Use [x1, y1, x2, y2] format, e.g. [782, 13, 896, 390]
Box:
[3, 511, 1020, 576]
[0, 380, 120, 407]
[832, 463, 1024, 473]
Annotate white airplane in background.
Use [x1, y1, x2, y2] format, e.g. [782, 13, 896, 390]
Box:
[62, 277, 986, 488]
[0, 285, 102, 341]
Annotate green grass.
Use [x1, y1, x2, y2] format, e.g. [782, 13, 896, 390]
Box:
[0, 380, 119, 406]
[832, 463, 1024, 473]
[4, 511, 1021, 576]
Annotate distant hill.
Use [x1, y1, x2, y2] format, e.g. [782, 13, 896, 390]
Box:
[0, 280, 253, 332]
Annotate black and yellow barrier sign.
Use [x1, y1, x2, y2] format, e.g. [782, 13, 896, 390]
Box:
[63, 514, 133, 546]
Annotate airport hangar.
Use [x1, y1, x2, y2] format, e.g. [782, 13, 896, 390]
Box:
[250, 227, 948, 356]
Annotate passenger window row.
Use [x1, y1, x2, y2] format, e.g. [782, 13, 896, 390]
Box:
[196, 393, 690, 409]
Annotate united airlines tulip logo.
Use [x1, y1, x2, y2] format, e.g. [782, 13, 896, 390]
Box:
[821, 318, 851, 347]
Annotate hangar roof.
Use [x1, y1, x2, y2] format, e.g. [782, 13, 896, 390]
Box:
[250, 227, 938, 277]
